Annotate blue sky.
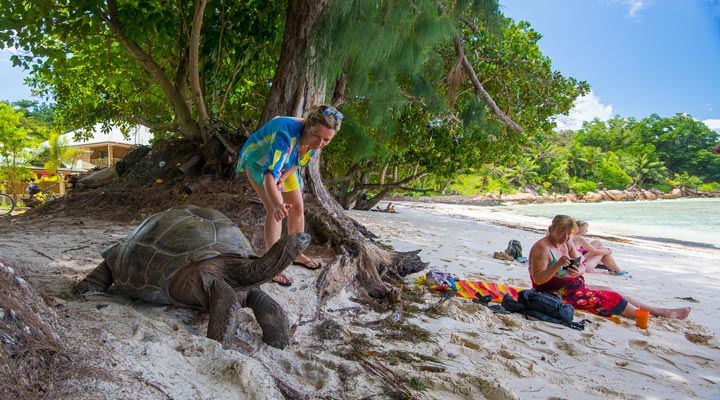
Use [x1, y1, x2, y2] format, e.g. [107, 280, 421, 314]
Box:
[501, 0, 720, 131]
[0, 50, 35, 102]
[2, 1, 720, 132]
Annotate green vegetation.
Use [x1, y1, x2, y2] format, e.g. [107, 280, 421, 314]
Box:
[401, 113, 720, 197]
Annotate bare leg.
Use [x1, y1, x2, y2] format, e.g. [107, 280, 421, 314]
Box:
[620, 295, 691, 320]
[582, 253, 606, 271]
[282, 189, 318, 268]
[599, 254, 622, 273]
[245, 169, 291, 285]
[583, 240, 623, 273]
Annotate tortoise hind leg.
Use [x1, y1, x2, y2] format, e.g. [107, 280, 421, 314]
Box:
[74, 261, 114, 295]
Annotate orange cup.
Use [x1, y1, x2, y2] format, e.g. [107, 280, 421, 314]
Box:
[635, 309, 650, 329]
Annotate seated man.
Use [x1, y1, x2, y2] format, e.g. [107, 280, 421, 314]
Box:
[528, 215, 690, 320]
[571, 220, 631, 277]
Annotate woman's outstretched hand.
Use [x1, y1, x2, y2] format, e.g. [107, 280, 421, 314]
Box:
[273, 203, 292, 221]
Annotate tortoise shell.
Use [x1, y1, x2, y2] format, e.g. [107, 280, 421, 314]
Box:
[103, 205, 253, 304]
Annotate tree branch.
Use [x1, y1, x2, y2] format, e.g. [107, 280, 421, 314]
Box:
[102, 0, 201, 139]
[453, 37, 523, 133]
[189, 0, 209, 136]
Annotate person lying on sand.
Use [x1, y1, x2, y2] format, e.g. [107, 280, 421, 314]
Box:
[529, 215, 691, 320]
[571, 220, 632, 277]
[371, 202, 398, 213]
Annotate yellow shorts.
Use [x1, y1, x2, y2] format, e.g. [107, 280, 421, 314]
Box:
[245, 163, 301, 192]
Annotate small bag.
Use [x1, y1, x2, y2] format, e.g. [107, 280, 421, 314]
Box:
[425, 268, 458, 291]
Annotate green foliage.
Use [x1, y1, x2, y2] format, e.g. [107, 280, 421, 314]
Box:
[593, 153, 632, 190]
[0, 0, 286, 136]
[698, 182, 720, 192]
[319, 4, 589, 207]
[669, 172, 703, 194]
[0, 101, 44, 195]
[634, 113, 720, 181]
[568, 178, 596, 194]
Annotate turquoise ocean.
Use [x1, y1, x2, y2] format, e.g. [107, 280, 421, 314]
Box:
[497, 198, 720, 250]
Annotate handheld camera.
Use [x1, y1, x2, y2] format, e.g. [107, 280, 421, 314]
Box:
[564, 256, 582, 270]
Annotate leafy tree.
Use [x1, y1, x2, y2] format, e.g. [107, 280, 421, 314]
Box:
[320, 11, 589, 208]
[0, 102, 40, 198]
[0, 0, 286, 139]
[670, 171, 703, 195]
[575, 116, 638, 152]
[619, 143, 667, 188]
[635, 113, 720, 180]
[593, 152, 632, 190]
[502, 157, 540, 188]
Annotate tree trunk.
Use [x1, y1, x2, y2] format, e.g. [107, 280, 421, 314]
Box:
[260, 0, 329, 124]
[261, 0, 427, 311]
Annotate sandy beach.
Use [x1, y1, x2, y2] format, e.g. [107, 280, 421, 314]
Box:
[1, 200, 719, 399]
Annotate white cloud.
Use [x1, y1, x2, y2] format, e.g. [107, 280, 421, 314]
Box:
[552, 92, 614, 131]
[703, 119, 720, 133]
[611, 0, 650, 17]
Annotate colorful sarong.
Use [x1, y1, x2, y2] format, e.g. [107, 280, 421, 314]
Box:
[415, 275, 520, 302]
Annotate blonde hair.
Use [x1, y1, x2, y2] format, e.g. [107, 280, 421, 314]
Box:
[576, 220, 589, 230]
[304, 105, 342, 131]
[549, 215, 578, 235]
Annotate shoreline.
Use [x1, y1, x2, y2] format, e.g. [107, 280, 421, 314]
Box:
[387, 197, 720, 252]
[389, 189, 720, 207]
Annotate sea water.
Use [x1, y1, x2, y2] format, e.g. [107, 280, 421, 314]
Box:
[499, 198, 720, 249]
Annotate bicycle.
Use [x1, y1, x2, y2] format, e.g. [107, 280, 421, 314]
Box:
[0, 193, 14, 217]
[24, 182, 62, 207]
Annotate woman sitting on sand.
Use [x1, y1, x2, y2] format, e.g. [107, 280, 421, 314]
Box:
[528, 215, 691, 320]
[571, 220, 631, 277]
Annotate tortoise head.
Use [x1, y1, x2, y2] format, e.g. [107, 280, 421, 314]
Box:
[225, 232, 311, 289]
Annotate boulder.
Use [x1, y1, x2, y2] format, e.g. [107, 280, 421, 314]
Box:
[501, 193, 537, 201]
[640, 190, 656, 200]
[582, 192, 603, 202]
[663, 188, 682, 199]
[604, 190, 626, 201]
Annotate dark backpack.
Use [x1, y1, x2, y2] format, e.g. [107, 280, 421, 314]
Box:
[501, 289, 586, 330]
[504, 240, 523, 259]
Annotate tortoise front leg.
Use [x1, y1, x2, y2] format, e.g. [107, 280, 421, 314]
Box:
[243, 288, 290, 349]
[204, 278, 241, 346]
[73, 261, 114, 294]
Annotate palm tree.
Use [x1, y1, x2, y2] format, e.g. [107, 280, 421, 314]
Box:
[627, 153, 667, 188]
[502, 157, 540, 189]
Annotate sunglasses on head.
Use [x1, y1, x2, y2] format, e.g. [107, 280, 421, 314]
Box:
[321, 106, 343, 121]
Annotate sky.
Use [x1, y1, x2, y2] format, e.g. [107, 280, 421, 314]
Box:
[2, 1, 720, 133]
[501, 0, 720, 132]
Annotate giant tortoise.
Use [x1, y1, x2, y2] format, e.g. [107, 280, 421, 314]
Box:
[74, 204, 309, 348]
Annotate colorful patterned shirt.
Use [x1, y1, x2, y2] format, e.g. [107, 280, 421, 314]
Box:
[236, 117, 315, 184]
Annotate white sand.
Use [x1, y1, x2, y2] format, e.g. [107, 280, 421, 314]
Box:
[1, 200, 719, 399]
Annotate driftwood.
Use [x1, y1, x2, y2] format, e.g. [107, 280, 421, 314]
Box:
[76, 167, 119, 190]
